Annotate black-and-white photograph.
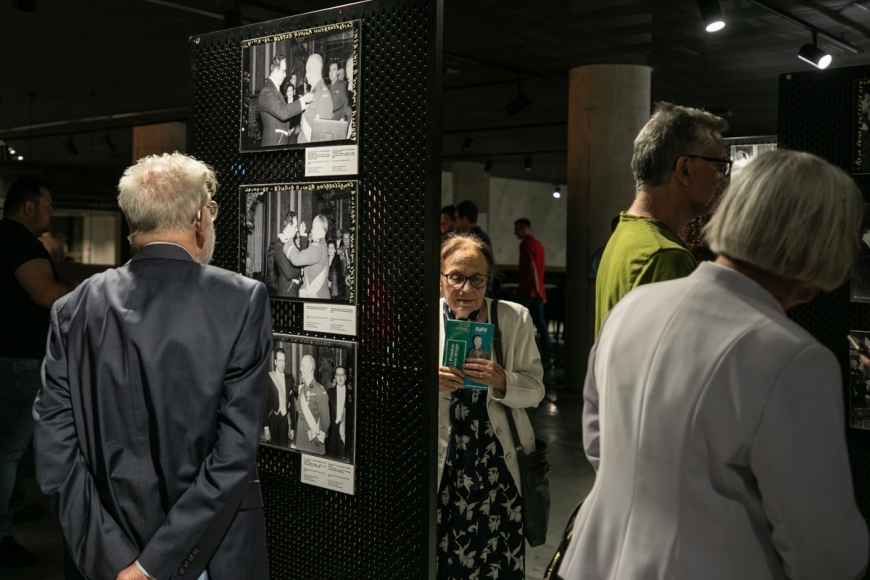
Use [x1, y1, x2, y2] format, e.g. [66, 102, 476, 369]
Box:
[849, 331, 870, 430]
[260, 334, 356, 464]
[851, 204, 870, 303]
[854, 79, 870, 175]
[240, 21, 360, 152]
[241, 181, 356, 304]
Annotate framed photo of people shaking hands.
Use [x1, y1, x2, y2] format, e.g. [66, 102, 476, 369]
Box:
[260, 334, 357, 467]
[240, 20, 360, 152]
[241, 181, 357, 305]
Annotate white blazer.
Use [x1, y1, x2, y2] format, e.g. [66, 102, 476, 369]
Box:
[560, 262, 869, 580]
[438, 297, 545, 492]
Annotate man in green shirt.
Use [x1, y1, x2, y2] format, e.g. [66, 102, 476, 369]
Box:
[595, 103, 730, 336]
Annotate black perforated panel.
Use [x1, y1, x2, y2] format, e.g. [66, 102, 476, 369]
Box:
[779, 66, 870, 567]
[190, 1, 442, 578]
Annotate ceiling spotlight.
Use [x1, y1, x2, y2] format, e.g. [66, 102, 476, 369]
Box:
[505, 83, 533, 116]
[12, 0, 37, 12]
[698, 0, 725, 32]
[553, 186, 561, 199]
[484, 158, 494, 173]
[100, 132, 116, 153]
[524, 154, 532, 172]
[62, 136, 78, 157]
[17, 155, 24, 161]
[8, 148, 15, 155]
[798, 33, 832, 69]
[461, 133, 473, 152]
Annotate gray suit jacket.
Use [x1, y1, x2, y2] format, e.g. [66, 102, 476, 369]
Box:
[560, 262, 868, 580]
[33, 243, 272, 580]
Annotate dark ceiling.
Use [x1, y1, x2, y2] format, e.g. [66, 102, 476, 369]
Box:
[1, 0, 870, 192]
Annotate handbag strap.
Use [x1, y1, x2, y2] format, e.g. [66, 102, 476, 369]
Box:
[492, 299, 524, 454]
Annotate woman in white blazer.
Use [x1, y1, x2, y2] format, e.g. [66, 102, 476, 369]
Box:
[436, 234, 545, 580]
[559, 150, 869, 580]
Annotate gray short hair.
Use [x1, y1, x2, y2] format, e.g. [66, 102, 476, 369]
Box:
[631, 102, 729, 189]
[704, 150, 862, 291]
[117, 152, 217, 238]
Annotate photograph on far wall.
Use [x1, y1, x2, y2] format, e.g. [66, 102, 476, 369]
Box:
[849, 330, 870, 430]
[260, 333, 357, 465]
[240, 20, 360, 152]
[854, 78, 870, 174]
[241, 181, 356, 304]
[851, 204, 870, 303]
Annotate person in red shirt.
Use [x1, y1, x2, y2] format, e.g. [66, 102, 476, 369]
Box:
[514, 218, 552, 366]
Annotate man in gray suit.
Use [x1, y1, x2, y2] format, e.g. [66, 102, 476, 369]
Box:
[33, 153, 272, 580]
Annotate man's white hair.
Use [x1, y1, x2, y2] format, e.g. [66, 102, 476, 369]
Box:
[704, 150, 862, 291]
[313, 214, 328, 233]
[306, 53, 323, 73]
[117, 152, 217, 239]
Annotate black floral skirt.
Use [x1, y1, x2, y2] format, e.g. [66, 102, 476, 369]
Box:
[436, 388, 524, 580]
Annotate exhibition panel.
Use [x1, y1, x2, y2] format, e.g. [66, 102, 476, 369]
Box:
[780, 65, 870, 527]
[191, 1, 443, 577]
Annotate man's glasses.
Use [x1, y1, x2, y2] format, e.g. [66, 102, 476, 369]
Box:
[443, 273, 489, 289]
[195, 200, 220, 222]
[685, 155, 732, 177]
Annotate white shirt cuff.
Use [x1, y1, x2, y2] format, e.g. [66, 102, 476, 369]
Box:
[135, 560, 156, 580]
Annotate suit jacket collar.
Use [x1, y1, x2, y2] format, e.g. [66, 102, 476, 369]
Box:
[131, 242, 196, 264]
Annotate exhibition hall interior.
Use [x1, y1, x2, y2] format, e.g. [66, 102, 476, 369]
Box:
[3, 0, 870, 579]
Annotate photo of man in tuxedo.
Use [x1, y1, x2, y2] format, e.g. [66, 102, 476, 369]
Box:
[272, 211, 305, 298]
[263, 348, 294, 447]
[327, 366, 353, 462]
[258, 54, 313, 147]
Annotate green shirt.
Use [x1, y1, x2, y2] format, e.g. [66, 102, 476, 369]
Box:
[594, 213, 697, 338]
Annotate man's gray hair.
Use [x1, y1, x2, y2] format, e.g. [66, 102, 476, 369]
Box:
[631, 102, 729, 189]
[117, 152, 217, 239]
[704, 150, 862, 291]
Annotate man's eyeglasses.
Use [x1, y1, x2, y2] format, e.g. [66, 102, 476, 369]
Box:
[195, 200, 220, 222]
[443, 272, 489, 289]
[685, 155, 732, 177]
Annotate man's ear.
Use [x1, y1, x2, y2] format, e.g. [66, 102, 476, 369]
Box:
[673, 156, 692, 187]
[193, 207, 207, 237]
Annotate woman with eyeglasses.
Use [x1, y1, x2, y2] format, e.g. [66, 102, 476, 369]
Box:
[436, 233, 545, 580]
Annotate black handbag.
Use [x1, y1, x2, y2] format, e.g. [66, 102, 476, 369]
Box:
[543, 500, 583, 580]
[492, 299, 552, 548]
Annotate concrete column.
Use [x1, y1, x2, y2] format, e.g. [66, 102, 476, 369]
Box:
[564, 64, 650, 390]
[451, 161, 490, 230]
[132, 122, 187, 162]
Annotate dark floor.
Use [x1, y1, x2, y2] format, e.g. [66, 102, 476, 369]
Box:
[1, 332, 594, 580]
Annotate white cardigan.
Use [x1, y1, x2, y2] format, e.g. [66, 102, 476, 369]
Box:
[438, 297, 546, 492]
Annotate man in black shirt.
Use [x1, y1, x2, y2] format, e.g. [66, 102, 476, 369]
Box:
[453, 200, 493, 256]
[0, 177, 70, 566]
